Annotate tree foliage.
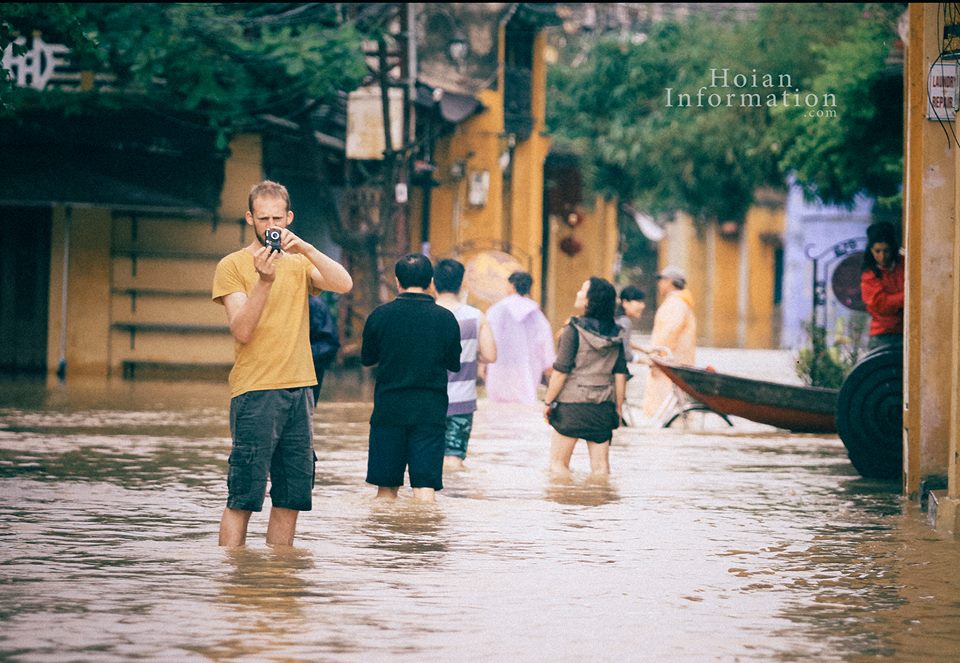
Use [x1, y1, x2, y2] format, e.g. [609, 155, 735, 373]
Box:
[546, 3, 905, 223]
[1, 3, 368, 148]
[773, 5, 904, 212]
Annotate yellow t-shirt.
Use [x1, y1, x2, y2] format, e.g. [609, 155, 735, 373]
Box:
[212, 249, 319, 397]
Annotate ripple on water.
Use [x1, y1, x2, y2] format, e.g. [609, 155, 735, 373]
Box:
[0, 383, 958, 661]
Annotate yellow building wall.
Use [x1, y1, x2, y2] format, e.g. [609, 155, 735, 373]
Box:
[221, 134, 263, 221]
[658, 202, 784, 350]
[43, 134, 263, 380]
[660, 213, 711, 347]
[904, 4, 960, 530]
[686, 221, 709, 346]
[459, 89, 506, 252]
[428, 90, 506, 260]
[425, 26, 553, 308]
[46, 207, 112, 377]
[544, 196, 619, 330]
[710, 229, 740, 348]
[743, 201, 785, 348]
[108, 215, 240, 372]
[510, 30, 551, 303]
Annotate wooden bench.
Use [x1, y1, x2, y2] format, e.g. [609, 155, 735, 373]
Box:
[112, 288, 211, 313]
[120, 360, 232, 381]
[112, 249, 224, 277]
[112, 322, 230, 350]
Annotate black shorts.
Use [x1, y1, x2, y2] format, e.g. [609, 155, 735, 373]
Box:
[366, 423, 445, 490]
[548, 401, 619, 444]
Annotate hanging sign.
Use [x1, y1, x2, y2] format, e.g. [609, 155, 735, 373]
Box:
[346, 86, 404, 160]
[928, 60, 958, 121]
[830, 251, 867, 311]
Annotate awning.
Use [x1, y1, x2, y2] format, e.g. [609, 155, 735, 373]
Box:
[439, 92, 482, 123]
[624, 204, 666, 242]
[415, 82, 483, 124]
[0, 160, 214, 215]
[0, 109, 224, 215]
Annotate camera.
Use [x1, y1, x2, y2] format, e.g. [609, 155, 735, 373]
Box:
[264, 228, 282, 252]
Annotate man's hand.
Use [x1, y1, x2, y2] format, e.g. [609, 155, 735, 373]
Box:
[253, 245, 280, 283]
[278, 228, 310, 256]
[630, 343, 672, 363]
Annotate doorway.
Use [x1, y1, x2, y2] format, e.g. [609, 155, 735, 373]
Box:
[0, 206, 51, 373]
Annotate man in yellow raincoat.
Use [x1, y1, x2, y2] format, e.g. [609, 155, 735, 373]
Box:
[637, 266, 697, 420]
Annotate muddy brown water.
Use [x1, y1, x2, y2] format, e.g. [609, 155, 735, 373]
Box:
[1, 373, 959, 661]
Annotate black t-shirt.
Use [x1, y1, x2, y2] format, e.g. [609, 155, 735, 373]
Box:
[361, 292, 461, 426]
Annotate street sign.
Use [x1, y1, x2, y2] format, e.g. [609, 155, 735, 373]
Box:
[3, 35, 70, 90]
[928, 60, 958, 121]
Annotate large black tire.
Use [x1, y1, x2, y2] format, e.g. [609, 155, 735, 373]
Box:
[836, 346, 903, 480]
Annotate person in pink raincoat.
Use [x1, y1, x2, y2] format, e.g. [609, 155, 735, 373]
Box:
[484, 271, 556, 405]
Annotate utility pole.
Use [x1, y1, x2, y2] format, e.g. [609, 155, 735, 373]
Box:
[377, 32, 397, 305]
[375, 3, 418, 299]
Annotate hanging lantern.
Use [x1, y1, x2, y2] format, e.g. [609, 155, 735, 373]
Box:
[559, 235, 583, 257]
[719, 220, 741, 238]
[563, 209, 584, 228]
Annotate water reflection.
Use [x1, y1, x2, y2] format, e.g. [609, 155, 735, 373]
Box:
[218, 546, 315, 616]
[2, 377, 960, 661]
[544, 473, 620, 507]
[759, 502, 960, 660]
[362, 501, 448, 561]
[198, 547, 314, 661]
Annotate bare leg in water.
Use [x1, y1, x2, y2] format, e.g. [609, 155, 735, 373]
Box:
[586, 440, 611, 475]
[549, 432, 577, 476]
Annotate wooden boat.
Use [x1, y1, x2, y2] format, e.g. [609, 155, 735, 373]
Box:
[651, 358, 839, 433]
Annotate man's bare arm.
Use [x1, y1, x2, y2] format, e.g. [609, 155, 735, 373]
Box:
[477, 313, 497, 364]
[279, 229, 353, 294]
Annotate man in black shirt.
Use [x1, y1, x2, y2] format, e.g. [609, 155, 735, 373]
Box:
[361, 254, 461, 502]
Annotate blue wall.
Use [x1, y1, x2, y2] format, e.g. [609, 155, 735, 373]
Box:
[781, 179, 874, 350]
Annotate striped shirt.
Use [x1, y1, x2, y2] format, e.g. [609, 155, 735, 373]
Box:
[447, 304, 481, 415]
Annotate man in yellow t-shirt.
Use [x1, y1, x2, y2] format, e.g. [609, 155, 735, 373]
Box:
[212, 180, 352, 547]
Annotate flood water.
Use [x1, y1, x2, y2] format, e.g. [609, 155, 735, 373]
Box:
[2, 369, 960, 662]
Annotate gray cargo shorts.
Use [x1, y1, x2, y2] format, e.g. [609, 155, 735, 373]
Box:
[227, 387, 316, 512]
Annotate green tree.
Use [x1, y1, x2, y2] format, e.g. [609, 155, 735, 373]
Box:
[548, 15, 785, 224]
[546, 4, 904, 224]
[772, 4, 904, 213]
[1, 4, 97, 105]
[1, 3, 367, 148]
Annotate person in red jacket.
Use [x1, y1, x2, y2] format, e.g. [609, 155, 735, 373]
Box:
[860, 221, 905, 350]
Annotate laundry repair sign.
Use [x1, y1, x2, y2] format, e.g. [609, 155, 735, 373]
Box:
[929, 61, 958, 121]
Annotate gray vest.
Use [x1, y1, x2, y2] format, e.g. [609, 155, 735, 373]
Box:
[556, 321, 624, 404]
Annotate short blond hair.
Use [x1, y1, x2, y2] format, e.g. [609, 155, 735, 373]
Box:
[248, 180, 290, 214]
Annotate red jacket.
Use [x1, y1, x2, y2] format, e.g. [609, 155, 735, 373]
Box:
[860, 257, 905, 336]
